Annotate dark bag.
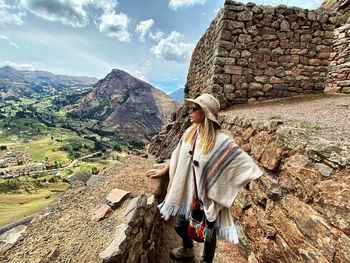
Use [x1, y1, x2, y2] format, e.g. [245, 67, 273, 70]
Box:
[187, 131, 214, 243]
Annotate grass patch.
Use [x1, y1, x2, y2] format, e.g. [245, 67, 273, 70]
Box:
[0, 182, 69, 226]
[269, 114, 282, 120]
[299, 121, 324, 130]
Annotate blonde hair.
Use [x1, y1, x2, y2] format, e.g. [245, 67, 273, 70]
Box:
[184, 116, 217, 154]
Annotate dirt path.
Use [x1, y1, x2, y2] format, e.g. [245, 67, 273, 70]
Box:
[222, 93, 350, 142]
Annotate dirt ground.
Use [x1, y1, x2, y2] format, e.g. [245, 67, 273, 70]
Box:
[223, 93, 350, 142]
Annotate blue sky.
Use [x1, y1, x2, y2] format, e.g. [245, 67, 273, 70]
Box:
[0, 0, 322, 93]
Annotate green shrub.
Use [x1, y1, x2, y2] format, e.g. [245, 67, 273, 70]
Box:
[269, 115, 282, 120]
[0, 178, 21, 193]
[299, 121, 324, 130]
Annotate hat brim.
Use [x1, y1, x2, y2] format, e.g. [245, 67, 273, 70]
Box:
[185, 98, 221, 128]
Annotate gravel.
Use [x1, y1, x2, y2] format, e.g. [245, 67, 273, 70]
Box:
[222, 93, 350, 142]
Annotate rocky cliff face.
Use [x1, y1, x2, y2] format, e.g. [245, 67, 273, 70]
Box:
[219, 114, 350, 263]
[71, 69, 180, 144]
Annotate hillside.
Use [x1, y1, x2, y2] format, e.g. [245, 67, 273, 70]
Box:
[0, 66, 97, 99]
[0, 154, 245, 263]
[70, 69, 180, 144]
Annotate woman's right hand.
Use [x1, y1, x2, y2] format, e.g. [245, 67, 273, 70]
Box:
[145, 169, 163, 178]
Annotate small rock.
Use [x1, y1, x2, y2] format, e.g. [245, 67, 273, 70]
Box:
[106, 188, 131, 208]
[91, 204, 113, 222]
[86, 175, 103, 186]
[314, 163, 333, 177]
[0, 225, 27, 245]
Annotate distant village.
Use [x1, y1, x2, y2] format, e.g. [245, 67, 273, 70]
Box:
[0, 145, 62, 180]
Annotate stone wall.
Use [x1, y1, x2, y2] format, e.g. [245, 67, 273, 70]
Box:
[186, 0, 338, 106]
[186, 10, 223, 96]
[326, 23, 350, 94]
[218, 113, 350, 262]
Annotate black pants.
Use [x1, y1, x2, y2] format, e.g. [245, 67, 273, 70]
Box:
[174, 214, 217, 263]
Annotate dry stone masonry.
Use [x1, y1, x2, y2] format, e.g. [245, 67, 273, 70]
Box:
[187, 0, 339, 106]
[326, 23, 350, 94]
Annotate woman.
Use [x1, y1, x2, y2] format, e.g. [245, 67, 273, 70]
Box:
[146, 93, 263, 263]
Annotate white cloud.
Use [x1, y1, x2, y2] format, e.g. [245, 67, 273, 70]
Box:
[21, 0, 89, 27]
[0, 10, 25, 25]
[89, 0, 117, 13]
[0, 0, 25, 26]
[135, 19, 154, 42]
[0, 0, 10, 9]
[19, 0, 131, 41]
[127, 70, 148, 82]
[0, 60, 35, 70]
[0, 35, 20, 48]
[169, 0, 207, 10]
[149, 31, 165, 41]
[150, 31, 193, 63]
[98, 12, 130, 42]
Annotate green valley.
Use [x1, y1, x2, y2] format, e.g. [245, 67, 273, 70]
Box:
[0, 86, 128, 225]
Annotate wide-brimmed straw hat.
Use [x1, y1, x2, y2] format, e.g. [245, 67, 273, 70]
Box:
[185, 93, 221, 128]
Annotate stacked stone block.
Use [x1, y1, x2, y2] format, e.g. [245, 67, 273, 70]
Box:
[187, 10, 224, 96]
[326, 23, 350, 94]
[186, 0, 337, 106]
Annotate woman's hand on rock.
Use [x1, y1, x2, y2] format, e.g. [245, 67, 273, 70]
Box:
[145, 169, 163, 178]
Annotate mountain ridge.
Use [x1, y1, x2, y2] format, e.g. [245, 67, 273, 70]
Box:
[0, 66, 98, 99]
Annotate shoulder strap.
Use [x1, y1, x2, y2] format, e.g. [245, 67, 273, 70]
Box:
[190, 131, 200, 200]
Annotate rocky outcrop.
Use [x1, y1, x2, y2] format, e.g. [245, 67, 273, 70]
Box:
[70, 69, 180, 144]
[219, 114, 350, 262]
[98, 194, 161, 263]
[186, 0, 339, 106]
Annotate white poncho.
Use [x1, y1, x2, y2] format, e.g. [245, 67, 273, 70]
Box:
[158, 129, 263, 243]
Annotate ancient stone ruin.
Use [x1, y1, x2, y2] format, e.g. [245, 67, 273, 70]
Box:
[326, 22, 350, 93]
[186, 0, 348, 107]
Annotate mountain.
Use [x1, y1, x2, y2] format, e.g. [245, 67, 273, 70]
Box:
[0, 66, 98, 99]
[169, 88, 184, 102]
[70, 69, 180, 144]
